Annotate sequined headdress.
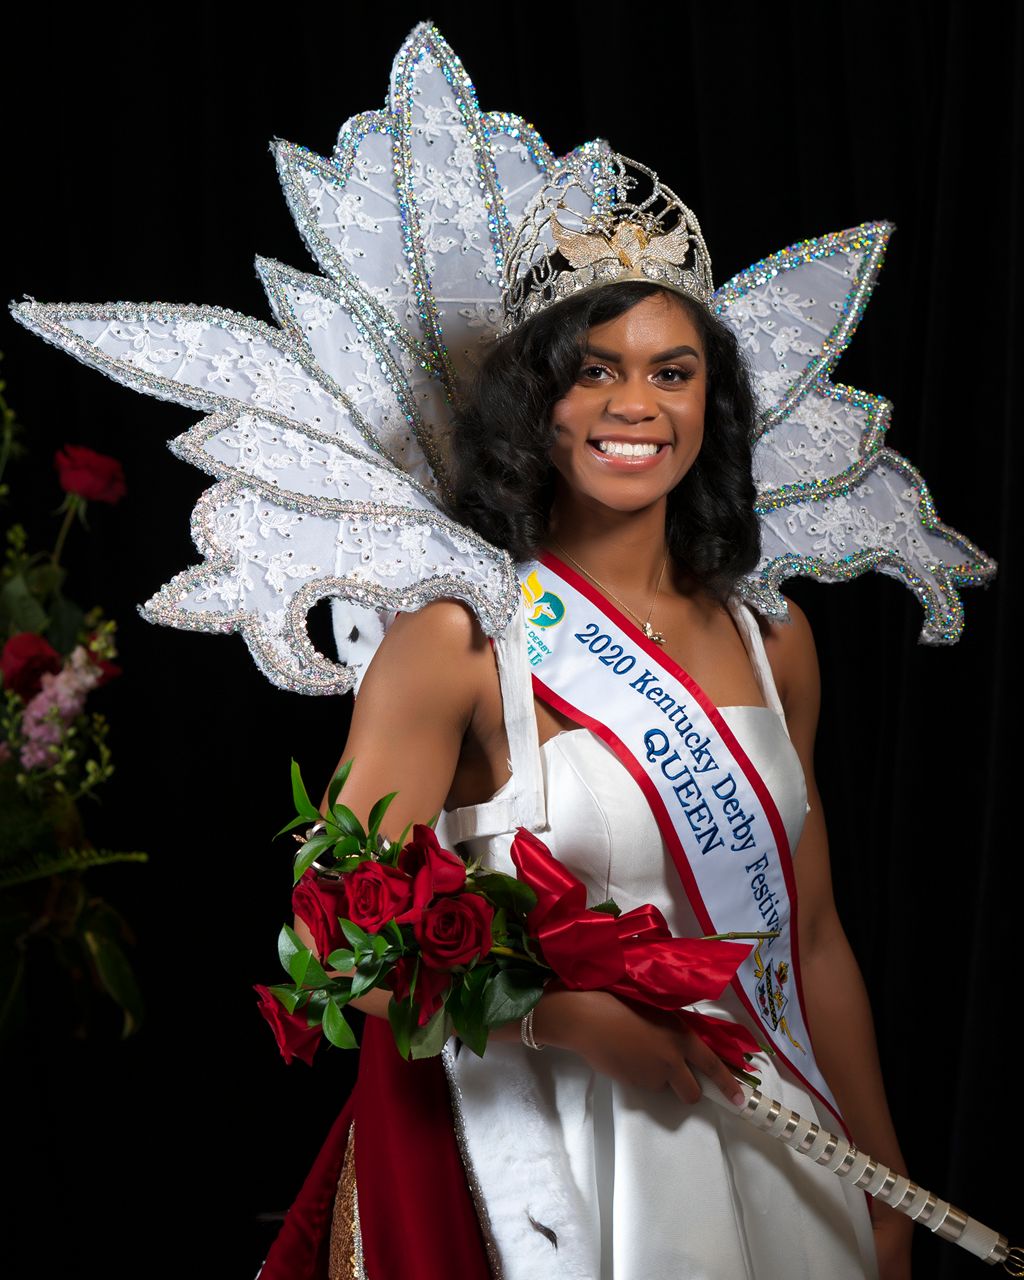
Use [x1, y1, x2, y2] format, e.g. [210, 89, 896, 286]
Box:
[501, 153, 714, 332]
[10, 24, 994, 696]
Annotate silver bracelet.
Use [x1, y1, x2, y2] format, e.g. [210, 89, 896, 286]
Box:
[520, 1007, 544, 1051]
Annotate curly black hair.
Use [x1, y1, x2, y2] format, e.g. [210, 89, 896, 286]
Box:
[448, 280, 760, 601]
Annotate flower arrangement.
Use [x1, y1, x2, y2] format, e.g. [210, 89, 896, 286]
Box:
[0, 358, 146, 1041]
[257, 760, 769, 1074]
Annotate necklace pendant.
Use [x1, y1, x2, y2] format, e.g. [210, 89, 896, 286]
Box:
[642, 622, 665, 644]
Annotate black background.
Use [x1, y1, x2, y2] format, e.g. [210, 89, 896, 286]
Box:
[2, 5, 1020, 1277]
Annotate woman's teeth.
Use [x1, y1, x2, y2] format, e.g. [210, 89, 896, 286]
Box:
[595, 440, 661, 457]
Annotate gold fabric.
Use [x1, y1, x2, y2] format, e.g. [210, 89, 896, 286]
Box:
[328, 1122, 363, 1280]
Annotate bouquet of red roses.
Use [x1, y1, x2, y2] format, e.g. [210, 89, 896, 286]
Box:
[256, 760, 767, 1073]
[255, 759, 553, 1064]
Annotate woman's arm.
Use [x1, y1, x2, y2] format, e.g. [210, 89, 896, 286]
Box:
[291, 599, 744, 1106]
[290, 598, 495, 1010]
[764, 599, 913, 1280]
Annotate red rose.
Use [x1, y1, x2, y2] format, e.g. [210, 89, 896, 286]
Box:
[54, 445, 126, 504]
[291, 869, 350, 960]
[396, 824, 467, 923]
[391, 956, 451, 1027]
[414, 893, 494, 968]
[253, 985, 322, 1065]
[343, 860, 414, 933]
[0, 633, 62, 701]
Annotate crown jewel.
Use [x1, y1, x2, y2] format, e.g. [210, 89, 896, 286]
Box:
[501, 152, 714, 332]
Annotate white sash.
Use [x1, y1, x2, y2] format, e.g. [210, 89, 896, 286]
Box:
[519, 552, 841, 1120]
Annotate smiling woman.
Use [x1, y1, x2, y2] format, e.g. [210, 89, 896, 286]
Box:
[451, 280, 762, 605]
[549, 294, 707, 499]
[7, 16, 1006, 1278]
[268, 228, 913, 1271]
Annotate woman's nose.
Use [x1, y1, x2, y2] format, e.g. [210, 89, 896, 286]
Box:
[605, 377, 658, 422]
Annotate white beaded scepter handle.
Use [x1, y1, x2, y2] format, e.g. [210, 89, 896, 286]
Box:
[695, 1071, 1022, 1273]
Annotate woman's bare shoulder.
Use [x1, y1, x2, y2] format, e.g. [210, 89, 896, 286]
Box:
[757, 596, 820, 715]
[357, 599, 496, 712]
[381, 598, 494, 657]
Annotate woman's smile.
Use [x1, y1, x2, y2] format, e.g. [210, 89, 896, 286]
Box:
[549, 292, 706, 512]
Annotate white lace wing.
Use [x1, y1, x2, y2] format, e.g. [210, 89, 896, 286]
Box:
[10, 299, 517, 695]
[8, 24, 575, 695]
[713, 223, 995, 642]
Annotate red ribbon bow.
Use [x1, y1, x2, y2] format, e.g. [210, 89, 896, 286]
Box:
[511, 828, 761, 1070]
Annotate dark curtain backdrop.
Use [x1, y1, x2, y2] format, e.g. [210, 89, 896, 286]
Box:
[2, 5, 1019, 1276]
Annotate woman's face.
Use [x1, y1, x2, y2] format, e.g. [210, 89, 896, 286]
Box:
[548, 292, 706, 517]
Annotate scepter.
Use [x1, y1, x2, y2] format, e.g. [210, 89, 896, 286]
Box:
[695, 1070, 1022, 1273]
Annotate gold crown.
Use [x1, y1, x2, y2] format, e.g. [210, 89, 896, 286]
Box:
[500, 150, 714, 332]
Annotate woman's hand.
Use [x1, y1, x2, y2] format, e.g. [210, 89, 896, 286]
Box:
[532, 988, 745, 1106]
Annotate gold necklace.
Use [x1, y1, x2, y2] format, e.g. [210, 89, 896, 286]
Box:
[552, 542, 669, 644]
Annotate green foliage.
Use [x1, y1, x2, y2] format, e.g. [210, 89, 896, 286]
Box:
[0, 361, 143, 1047]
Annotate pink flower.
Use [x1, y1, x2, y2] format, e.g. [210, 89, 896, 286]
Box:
[19, 646, 103, 770]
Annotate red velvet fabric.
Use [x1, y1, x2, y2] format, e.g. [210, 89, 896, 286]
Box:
[258, 1016, 492, 1278]
[257, 1097, 353, 1279]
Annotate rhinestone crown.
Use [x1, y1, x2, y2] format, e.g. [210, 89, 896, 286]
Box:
[501, 151, 714, 333]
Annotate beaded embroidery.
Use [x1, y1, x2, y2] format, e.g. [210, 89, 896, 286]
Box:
[10, 23, 993, 695]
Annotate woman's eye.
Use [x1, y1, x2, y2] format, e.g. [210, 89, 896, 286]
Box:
[656, 367, 693, 384]
[578, 364, 611, 381]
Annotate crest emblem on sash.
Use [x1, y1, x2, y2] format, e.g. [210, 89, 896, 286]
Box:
[520, 571, 565, 628]
[753, 941, 805, 1053]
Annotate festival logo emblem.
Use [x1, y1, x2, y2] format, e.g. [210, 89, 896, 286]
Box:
[520, 571, 565, 628]
[753, 942, 805, 1053]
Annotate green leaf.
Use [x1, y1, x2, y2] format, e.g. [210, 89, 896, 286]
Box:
[291, 833, 335, 884]
[591, 898, 622, 918]
[409, 1006, 453, 1060]
[295, 949, 330, 989]
[482, 968, 545, 1027]
[450, 994, 488, 1057]
[279, 925, 329, 988]
[469, 872, 538, 915]
[367, 791, 398, 839]
[44, 592, 84, 654]
[0, 575, 47, 633]
[384, 919, 405, 950]
[323, 999, 358, 1049]
[392, 821, 413, 853]
[266, 983, 301, 1014]
[81, 929, 145, 1037]
[327, 760, 354, 809]
[278, 923, 304, 976]
[329, 803, 366, 841]
[350, 961, 383, 1000]
[275, 814, 312, 839]
[326, 947, 355, 971]
[26, 562, 65, 599]
[388, 995, 416, 1060]
[449, 965, 490, 1058]
[340, 919, 371, 950]
[290, 759, 321, 822]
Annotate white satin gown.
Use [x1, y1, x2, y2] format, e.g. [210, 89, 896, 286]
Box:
[438, 602, 880, 1280]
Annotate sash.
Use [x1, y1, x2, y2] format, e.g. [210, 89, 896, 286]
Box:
[519, 552, 841, 1121]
